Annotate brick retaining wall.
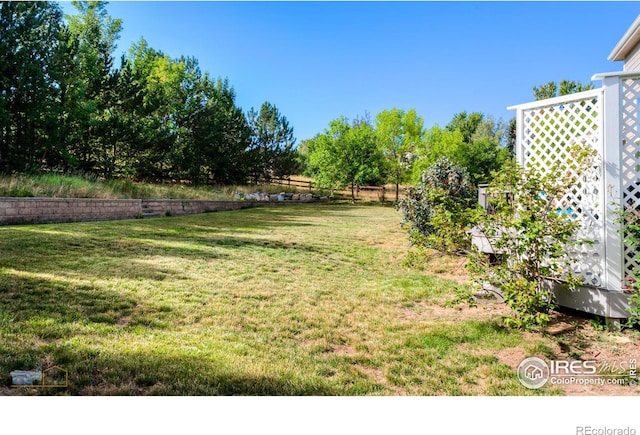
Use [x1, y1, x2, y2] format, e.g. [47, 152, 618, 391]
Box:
[0, 198, 294, 226]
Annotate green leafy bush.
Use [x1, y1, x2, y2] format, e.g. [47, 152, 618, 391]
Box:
[397, 157, 476, 254]
[622, 211, 640, 328]
[468, 145, 597, 330]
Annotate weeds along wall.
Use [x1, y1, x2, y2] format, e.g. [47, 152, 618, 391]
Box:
[0, 198, 294, 225]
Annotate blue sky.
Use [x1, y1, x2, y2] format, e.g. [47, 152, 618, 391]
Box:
[61, 1, 639, 143]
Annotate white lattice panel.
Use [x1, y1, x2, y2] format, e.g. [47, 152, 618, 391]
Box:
[518, 93, 605, 287]
[621, 78, 640, 283]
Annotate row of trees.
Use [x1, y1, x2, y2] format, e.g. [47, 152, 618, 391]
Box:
[0, 1, 297, 184]
[2, 0, 591, 196]
[301, 79, 596, 201]
[300, 109, 512, 200]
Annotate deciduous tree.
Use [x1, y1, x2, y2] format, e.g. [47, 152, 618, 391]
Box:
[533, 80, 594, 101]
[375, 108, 423, 201]
[305, 116, 383, 201]
[446, 111, 483, 144]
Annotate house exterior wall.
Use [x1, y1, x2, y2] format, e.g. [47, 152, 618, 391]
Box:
[624, 43, 640, 71]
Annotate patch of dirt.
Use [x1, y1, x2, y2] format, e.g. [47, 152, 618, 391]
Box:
[332, 344, 357, 357]
[398, 300, 511, 323]
[117, 316, 131, 327]
[421, 252, 469, 284]
[494, 311, 640, 396]
[493, 332, 541, 372]
[546, 312, 640, 396]
[352, 365, 406, 395]
[400, 300, 640, 396]
[355, 365, 386, 384]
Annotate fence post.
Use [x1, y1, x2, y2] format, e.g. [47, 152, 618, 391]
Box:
[601, 75, 623, 292]
[515, 107, 525, 167]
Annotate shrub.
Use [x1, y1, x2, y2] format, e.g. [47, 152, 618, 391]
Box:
[396, 157, 476, 254]
[468, 145, 597, 329]
[622, 211, 640, 328]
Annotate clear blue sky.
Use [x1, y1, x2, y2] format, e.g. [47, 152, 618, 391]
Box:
[61, 1, 639, 143]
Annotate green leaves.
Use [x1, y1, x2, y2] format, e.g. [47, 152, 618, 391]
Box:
[411, 117, 509, 187]
[397, 157, 476, 254]
[533, 80, 595, 101]
[620, 208, 640, 328]
[469, 145, 597, 329]
[0, 3, 297, 186]
[247, 102, 297, 183]
[0, 1, 65, 172]
[305, 116, 383, 200]
[375, 108, 424, 200]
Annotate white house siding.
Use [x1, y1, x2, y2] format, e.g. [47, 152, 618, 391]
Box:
[624, 43, 640, 71]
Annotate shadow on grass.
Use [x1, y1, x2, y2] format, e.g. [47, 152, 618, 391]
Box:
[0, 204, 385, 395]
[0, 204, 369, 331]
[3, 341, 339, 396]
[0, 272, 175, 375]
[0, 272, 139, 326]
[0, 205, 358, 281]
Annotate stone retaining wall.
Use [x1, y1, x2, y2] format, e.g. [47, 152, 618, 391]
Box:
[0, 198, 297, 226]
[140, 199, 269, 218]
[0, 198, 142, 225]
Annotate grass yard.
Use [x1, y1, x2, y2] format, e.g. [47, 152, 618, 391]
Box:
[0, 204, 636, 395]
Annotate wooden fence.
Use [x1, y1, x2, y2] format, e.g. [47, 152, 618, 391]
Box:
[253, 176, 405, 202]
[267, 176, 315, 190]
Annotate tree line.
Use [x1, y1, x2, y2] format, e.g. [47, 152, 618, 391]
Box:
[300, 109, 513, 201]
[2, 0, 589, 195]
[300, 79, 593, 201]
[0, 1, 298, 184]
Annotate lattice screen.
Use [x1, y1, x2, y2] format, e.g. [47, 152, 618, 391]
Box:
[621, 78, 640, 284]
[518, 93, 605, 287]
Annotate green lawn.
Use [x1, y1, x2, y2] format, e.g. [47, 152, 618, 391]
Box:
[0, 204, 555, 395]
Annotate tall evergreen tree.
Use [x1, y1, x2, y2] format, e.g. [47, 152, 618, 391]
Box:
[181, 77, 251, 184]
[0, 1, 65, 172]
[127, 39, 184, 181]
[65, 0, 122, 172]
[247, 102, 296, 183]
[0, 1, 279, 185]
